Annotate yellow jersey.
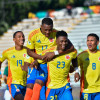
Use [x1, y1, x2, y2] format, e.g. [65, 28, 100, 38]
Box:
[78, 49, 100, 93]
[27, 28, 57, 56]
[0, 47, 27, 86]
[43, 46, 77, 89]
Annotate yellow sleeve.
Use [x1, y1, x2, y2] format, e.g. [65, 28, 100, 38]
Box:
[24, 54, 34, 64]
[0, 51, 7, 62]
[72, 49, 77, 59]
[26, 30, 36, 49]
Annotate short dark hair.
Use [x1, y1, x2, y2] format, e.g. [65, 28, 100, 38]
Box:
[87, 33, 99, 41]
[13, 31, 23, 38]
[42, 17, 53, 25]
[56, 30, 68, 39]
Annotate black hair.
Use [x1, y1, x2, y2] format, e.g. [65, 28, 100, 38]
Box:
[56, 30, 68, 39]
[87, 33, 99, 41]
[42, 17, 53, 25]
[13, 31, 23, 38]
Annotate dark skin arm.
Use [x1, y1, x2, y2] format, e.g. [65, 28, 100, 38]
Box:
[71, 57, 80, 82]
[0, 62, 2, 79]
[3, 75, 7, 84]
[43, 39, 74, 62]
[21, 62, 30, 72]
[26, 47, 43, 60]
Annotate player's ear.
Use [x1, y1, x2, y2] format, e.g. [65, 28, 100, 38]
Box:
[97, 41, 99, 45]
[13, 38, 15, 42]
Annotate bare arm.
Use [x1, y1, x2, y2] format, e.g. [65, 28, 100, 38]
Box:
[43, 39, 74, 62]
[0, 62, 2, 79]
[3, 75, 7, 84]
[71, 58, 80, 82]
[21, 62, 30, 72]
[26, 47, 43, 60]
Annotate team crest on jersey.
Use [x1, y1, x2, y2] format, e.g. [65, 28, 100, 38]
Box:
[23, 53, 26, 57]
[65, 55, 70, 60]
[98, 57, 100, 61]
[16, 89, 20, 92]
[49, 38, 54, 42]
[28, 41, 31, 45]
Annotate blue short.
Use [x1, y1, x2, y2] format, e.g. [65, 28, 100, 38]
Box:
[80, 92, 100, 100]
[27, 63, 47, 84]
[7, 84, 26, 99]
[27, 67, 39, 84]
[46, 83, 73, 100]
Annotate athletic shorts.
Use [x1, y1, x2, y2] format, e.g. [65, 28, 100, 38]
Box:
[80, 92, 100, 100]
[27, 63, 47, 84]
[46, 83, 73, 100]
[7, 84, 26, 99]
[27, 67, 39, 84]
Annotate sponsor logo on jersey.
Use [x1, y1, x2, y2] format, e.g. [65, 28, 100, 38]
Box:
[11, 55, 15, 58]
[49, 38, 54, 42]
[85, 58, 89, 61]
[37, 40, 41, 43]
[26, 55, 30, 59]
[28, 41, 31, 45]
[65, 55, 70, 60]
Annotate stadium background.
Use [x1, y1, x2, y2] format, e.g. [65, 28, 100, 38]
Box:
[0, 0, 100, 100]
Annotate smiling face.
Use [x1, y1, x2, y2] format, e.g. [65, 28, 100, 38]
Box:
[13, 32, 25, 47]
[41, 24, 53, 38]
[56, 36, 68, 51]
[87, 36, 99, 52]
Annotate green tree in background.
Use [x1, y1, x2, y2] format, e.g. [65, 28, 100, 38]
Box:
[0, 0, 86, 35]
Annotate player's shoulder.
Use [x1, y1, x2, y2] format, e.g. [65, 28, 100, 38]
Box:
[3, 47, 15, 54]
[78, 50, 88, 57]
[28, 28, 40, 39]
[52, 29, 58, 33]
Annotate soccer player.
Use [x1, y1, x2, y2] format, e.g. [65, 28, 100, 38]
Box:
[78, 33, 100, 100]
[0, 31, 27, 100]
[25, 17, 74, 100]
[44, 30, 80, 100]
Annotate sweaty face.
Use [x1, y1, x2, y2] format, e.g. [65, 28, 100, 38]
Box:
[56, 36, 68, 51]
[13, 32, 25, 46]
[87, 36, 99, 52]
[41, 24, 53, 37]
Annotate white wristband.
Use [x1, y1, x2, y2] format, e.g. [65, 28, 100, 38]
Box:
[75, 67, 79, 73]
[54, 51, 59, 55]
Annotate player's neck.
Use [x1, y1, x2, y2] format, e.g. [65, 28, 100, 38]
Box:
[15, 45, 23, 50]
[89, 49, 98, 53]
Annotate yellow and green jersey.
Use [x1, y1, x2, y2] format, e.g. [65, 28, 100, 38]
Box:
[0, 47, 27, 86]
[42, 46, 77, 89]
[27, 28, 57, 59]
[78, 49, 100, 93]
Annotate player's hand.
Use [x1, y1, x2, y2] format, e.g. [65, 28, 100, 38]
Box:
[21, 65, 28, 72]
[42, 52, 55, 62]
[29, 60, 38, 69]
[74, 73, 80, 82]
